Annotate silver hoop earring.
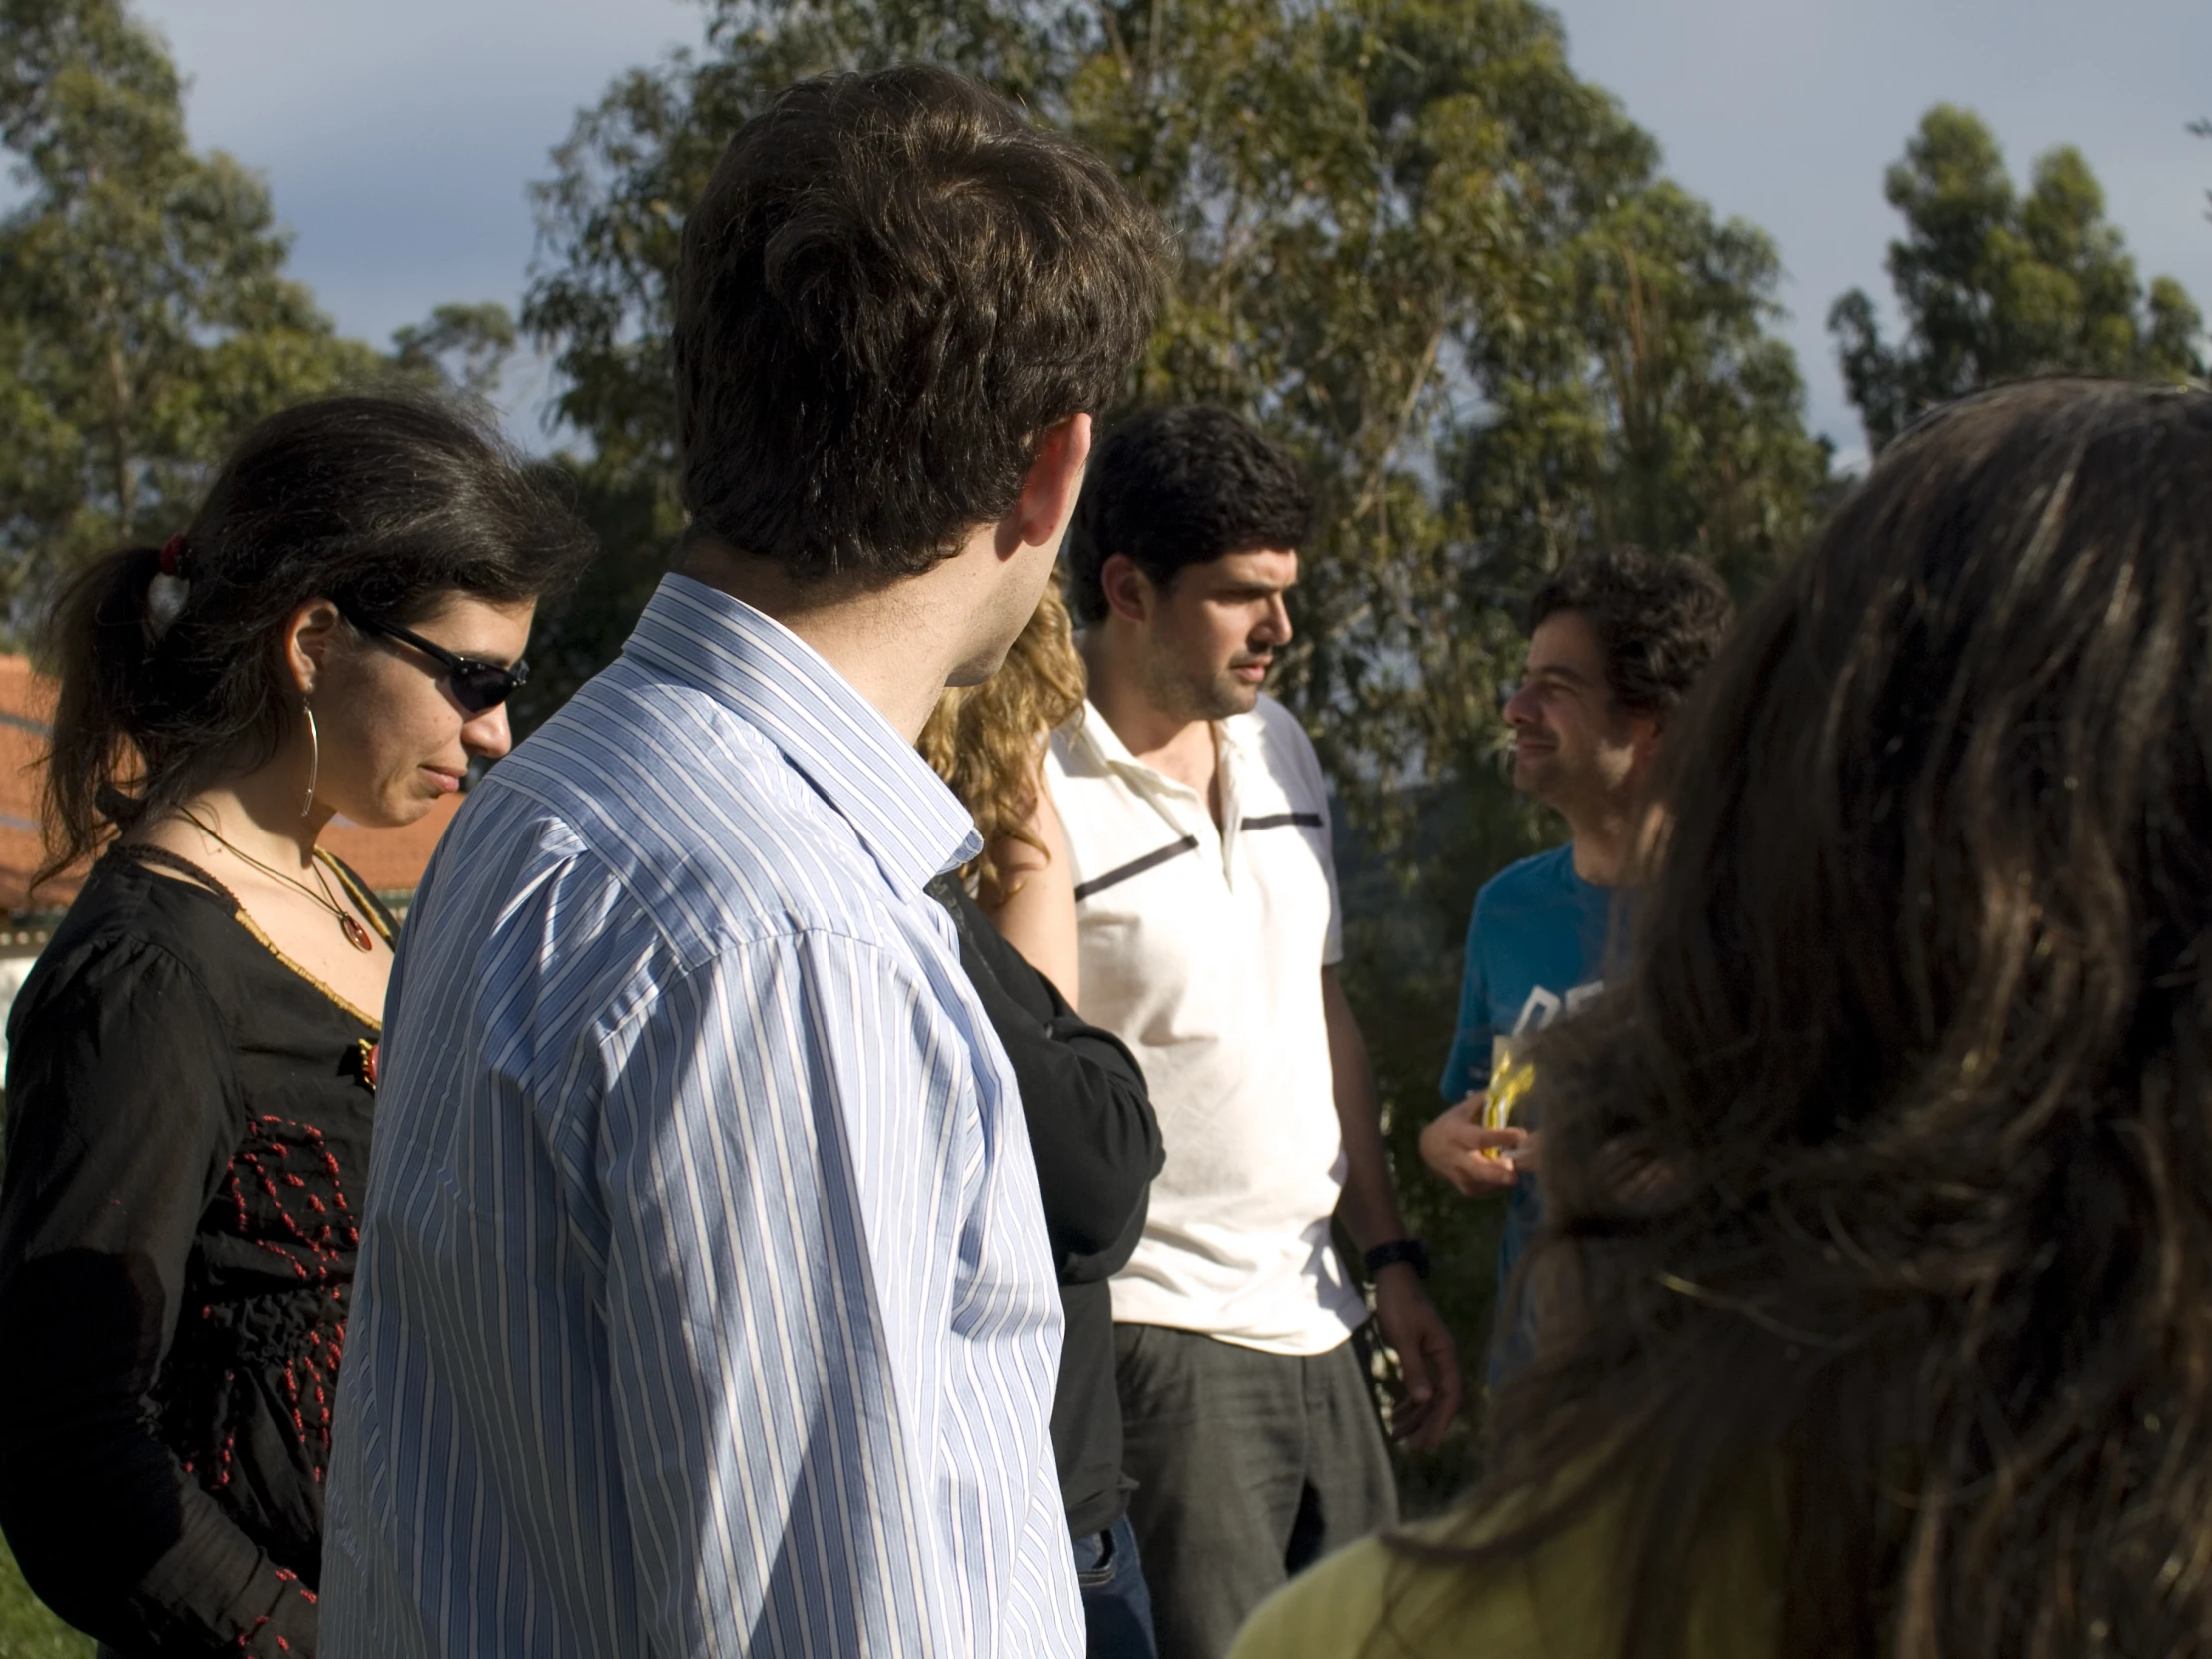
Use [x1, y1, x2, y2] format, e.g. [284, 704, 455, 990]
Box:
[301, 700, 321, 819]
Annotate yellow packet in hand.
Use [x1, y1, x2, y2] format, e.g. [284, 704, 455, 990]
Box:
[1484, 1035, 1534, 1132]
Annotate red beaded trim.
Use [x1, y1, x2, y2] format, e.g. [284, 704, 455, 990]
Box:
[234, 1567, 315, 1651]
[192, 1115, 357, 1487]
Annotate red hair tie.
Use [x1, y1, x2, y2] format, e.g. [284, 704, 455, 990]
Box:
[148, 536, 192, 640]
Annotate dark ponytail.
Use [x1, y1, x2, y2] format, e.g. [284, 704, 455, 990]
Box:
[35, 392, 597, 888]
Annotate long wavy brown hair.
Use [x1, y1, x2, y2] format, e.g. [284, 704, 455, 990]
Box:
[919, 580, 1085, 895]
[1396, 380, 2212, 1659]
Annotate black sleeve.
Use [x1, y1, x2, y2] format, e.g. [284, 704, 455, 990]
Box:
[0, 938, 319, 1656]
[937, 884, 1164, 1280]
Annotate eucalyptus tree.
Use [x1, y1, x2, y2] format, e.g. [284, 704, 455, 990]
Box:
[0, 0, 525, 628]
[524, 0, 1830, 836]
[1832, 105, 2205, 452]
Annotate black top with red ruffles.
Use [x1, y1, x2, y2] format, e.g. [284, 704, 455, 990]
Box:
[0, 851, 389, 1657]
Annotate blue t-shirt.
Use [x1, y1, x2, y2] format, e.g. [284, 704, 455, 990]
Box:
[1441, 844, 1615, 1101]
[1441, 844, 1616, 1381]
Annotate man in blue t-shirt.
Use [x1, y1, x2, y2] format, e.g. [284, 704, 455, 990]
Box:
[1421, 546, 1732, 1379]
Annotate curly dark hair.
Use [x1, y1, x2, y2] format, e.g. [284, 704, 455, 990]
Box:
[1064, 406, 1314, 623]
[1525, 545, 1733, 721]
[674, 65, 1171, 583]
[1386, 379, 2212, 1659]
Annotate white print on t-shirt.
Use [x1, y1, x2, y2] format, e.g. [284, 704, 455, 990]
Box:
[1512, 979, 1604, 1036]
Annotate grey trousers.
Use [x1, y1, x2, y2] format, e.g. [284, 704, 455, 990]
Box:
[1113, 1322, 1398, 1659]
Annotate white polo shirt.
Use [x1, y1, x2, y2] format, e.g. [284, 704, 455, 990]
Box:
[1045, 694, 1367, 1355]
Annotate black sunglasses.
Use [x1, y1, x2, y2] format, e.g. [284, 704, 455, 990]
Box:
[339, 605, 530, 714]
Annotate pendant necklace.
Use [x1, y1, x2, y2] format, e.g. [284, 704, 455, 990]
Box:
[183, 813, 378, 952]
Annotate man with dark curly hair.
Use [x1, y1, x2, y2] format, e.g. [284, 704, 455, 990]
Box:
[1421, 545, 1733, 1379]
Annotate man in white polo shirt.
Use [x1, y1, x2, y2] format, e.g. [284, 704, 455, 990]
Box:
[1047, 406, 1461, 1659]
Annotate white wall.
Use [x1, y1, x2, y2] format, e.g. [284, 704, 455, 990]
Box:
[0, 951, 37, 1083]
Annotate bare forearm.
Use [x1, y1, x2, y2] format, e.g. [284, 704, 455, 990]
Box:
[982, 861, 1078, 1003]
[979, 769, 1080, 1004]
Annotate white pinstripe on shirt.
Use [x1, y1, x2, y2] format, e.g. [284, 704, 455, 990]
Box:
[322, 574, 1080, 1658]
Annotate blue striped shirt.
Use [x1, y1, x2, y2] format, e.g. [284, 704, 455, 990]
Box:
[323, 574, 1080, 1658]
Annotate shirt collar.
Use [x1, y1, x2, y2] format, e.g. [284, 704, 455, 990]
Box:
[622, 573, 981, 893]
[1069, 699, 1140, 770]
[1070, 699, 1252, 785]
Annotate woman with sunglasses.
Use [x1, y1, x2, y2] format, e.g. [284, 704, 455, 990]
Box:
[0, 392, 592, 1657]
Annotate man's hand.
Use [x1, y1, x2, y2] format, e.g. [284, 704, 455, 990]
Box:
[1372, 1267, 1462, 1450]
[1419, 1096, 1532, 1196]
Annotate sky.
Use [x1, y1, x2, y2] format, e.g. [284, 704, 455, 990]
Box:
[133, 0, 2212, 469]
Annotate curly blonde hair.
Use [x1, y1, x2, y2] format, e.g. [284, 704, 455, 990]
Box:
[918, 581, 1085, 896]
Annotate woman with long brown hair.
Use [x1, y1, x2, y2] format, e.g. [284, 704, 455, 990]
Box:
[0, 393, 592, 1657]
[1230, 378, 2212, 1659]
[920, 583, 1166, 1657]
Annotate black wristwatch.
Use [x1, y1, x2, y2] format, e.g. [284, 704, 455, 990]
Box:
[1364, 1238, 1430, 1280]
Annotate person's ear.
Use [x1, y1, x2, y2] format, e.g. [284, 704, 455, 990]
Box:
[1099, 553, 1157, 626]
[1627, 711, 1665, 773]
[997, 412, 1093, 558]
[283, 599, 342, 697]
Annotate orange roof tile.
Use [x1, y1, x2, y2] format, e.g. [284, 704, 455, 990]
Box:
[323, 801, 463, 894]
[0, 657, 63, 916]
[0, 654, 460, 919]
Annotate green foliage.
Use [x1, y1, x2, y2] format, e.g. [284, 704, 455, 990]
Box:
[1831, 105, 2207, 452]
[0, 0, 374, 617]
[523, 0, 1829, 851]
[505, 454, 678, 732]
[0, 1531, 91, 1659]
[1336, 761, 1550, 1499]
[1073, 0, 1829, 840]
[0, 0, 525, 633]
[390, 301, 519, 401]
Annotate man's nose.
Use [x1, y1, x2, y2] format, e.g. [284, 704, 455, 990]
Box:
[1257, 595, 1293, 646]
[1502, 683, 1538, 727]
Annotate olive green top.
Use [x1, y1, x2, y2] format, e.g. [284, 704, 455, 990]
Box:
[1226, 1483, 1782, 1659]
